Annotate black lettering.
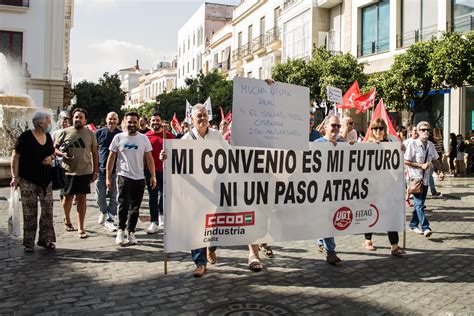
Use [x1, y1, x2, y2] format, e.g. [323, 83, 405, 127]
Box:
[244, 181, 255, 205]
[283, 181, 295, 204]
[307, 180, 318, 202]
[351, 179, 360, 199]
[322, 180, 332, 202]
[392, 149, 400, 169]
[361, 178, 369, 199]
[327, 151, 340, 172]
[367, 150, 375, 171]
[302, 151, 312, 173]
[254, 150, 265, 173]
[383, 149, 392, 170]
[274, 181, 285, 204]
[256, 181, 268, 204]
[341, 179, 351, 200]
[349, 150, 357, 172]
[285, 151, 297, 173]
[228, 149, 239, 173]
[215, 149, 226, 174]
[296, 181, 306, 203]
[312, 150, 322, 172]
[220, 182, 236, 207]
[172, 149, 187, 174]
[241, 150, 254, 173]
[201, 149, 213, 174]
[265, 150, 278, 173]
[374, 150, 383, 170]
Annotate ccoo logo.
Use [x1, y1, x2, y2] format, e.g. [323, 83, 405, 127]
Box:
[333, 207, 353, 231]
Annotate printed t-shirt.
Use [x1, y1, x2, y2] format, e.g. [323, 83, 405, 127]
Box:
[55, 126, 97, 176]
[109, 132, 152, 180]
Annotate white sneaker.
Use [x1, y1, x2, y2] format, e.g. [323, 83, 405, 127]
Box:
[104, 221, 117, 232]
[158, 215, 164, 229]
[147, 222, 159, 234]
[116, 229, 126, 245]
[423, 229, 432, 238]
[410, 227, 423, 234]
[98, 213, 106, 225]
[128, 232, 137, 245]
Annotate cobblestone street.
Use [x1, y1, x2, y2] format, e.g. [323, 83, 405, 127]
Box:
[0, 177, 473, 315]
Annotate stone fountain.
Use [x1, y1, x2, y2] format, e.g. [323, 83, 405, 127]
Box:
[0, 53, 39, 185]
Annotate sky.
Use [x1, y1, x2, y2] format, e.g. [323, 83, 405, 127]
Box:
[70, 0, 240, 84]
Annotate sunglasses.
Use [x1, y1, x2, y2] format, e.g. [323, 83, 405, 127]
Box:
[372, 127, 384, 131]
[348, 122, 354, 125]
[309, 118, 315, 122]
[331, 124, 342, 129]
[419, 128, 431, 132]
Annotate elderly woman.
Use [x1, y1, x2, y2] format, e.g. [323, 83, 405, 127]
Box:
[363, 118, 405, 256]
[10, 111, 56, 252]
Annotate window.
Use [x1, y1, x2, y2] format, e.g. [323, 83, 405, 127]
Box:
[452, 0, 474, 32]
[0, 31, 23, 68]
[260, 16, 266, 35]
[213, 53, 219, 67]
[248, 25, 253, 44]
[188, 37, 190, 50]
[187, 62, 189, 73]
[247, 71, 252, 78]
[238, 32, 242, 48]
[401, 0, 438, 47]
[282, 9, 311, 60]
[193, 32, 195, 46]
[274, 6, 281, 28]
[193, 58, 195, 70]
[360, 0, 390, 56]
[259, 67, 263, 79]
[0, 0, 27, 6]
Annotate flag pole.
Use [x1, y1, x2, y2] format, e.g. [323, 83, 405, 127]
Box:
[163, 124, 168, 274]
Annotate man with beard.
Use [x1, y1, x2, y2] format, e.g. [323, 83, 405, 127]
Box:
[106, 112, 156, 245]
[139, 116, 150, 134]
[55, 108, 99, 239]
[160, 104, 223, 277]
[145, 112, 175, 233]
[96, 112, 122, 232]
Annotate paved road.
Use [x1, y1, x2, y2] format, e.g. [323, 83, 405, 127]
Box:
[0, 177, 473, 315]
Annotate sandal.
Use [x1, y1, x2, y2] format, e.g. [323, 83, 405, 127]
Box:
[64, 218, 75, 232]
[363, 240, 376, 251]
[248, 255, 262, 272]
[259, 243, 274, 258]
[24, 246, 34, 253]
[37, 242, 56, 250]
[391, 246, 406, 257]
[78, 231, 88, 239]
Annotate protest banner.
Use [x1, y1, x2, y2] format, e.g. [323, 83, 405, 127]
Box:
[163, 140, 405, 253]
[231, 77, 309, 151]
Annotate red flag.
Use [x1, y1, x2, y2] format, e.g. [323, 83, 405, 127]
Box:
[170, 113, 182, 136]
[363, 99, 400, 142]
[224, 111, 232, 124]
[336, 81, 361, 109]
[85, 123, 96, 132]
[220, 106, 225, 122]
[355, 88, 376, 113]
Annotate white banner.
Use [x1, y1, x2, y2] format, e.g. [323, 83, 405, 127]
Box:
[163, 141, 405, 253]
[231, 77, 309, 151]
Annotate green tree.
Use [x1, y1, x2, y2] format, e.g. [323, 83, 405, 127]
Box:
[272, 46, 367, 115]
[73, 72, 125, 126]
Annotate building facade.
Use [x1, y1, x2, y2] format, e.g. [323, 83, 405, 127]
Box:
[0, 0, 74, 109]
[177, 2, 235, 87]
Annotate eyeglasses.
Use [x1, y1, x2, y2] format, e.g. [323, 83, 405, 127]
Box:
[372, 127, 384, 131]
[419, 128, 431, 132]
[330, 124, 341, 129]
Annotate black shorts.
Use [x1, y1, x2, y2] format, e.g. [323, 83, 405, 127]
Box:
[64, 174, 92, 196]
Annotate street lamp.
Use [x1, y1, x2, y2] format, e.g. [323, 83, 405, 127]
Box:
[196, 83, 202, 103]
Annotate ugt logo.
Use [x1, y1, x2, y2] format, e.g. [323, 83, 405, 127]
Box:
[333, 207, 353, 231]
[205, 211, 255, 228]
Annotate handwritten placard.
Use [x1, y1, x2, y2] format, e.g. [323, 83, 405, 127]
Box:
[231, 77, 309, 150]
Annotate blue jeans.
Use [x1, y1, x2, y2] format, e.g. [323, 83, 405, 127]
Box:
[410, 185, 430, 232]
[191, 246, 217, 267]
[317, 237, 336, 254]
[96, 170, 117, 222]
[428, 170, 437, 194]
[145, 170, 163, 223]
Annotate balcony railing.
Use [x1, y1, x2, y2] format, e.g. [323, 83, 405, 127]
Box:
[397, 24, 438, 48]
[252, 35, 265, 53]
[232, 48, 241, 63]
[240, 43, 251, 58]
[0, 0, 29, 7]
[265, 27, 281, 45]
[357, 38, 389, 57]
[449, 14, 474, 33]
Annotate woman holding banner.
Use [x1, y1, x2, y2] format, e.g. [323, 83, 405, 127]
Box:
[363, 118, 406, 257]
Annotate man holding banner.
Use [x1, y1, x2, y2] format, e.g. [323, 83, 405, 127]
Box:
[145, 112, 175, 233]
[161, 104, 223, 277]
[314, 115, 345, 265]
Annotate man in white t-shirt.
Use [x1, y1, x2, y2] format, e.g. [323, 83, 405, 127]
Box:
[106, 112, 156, 246]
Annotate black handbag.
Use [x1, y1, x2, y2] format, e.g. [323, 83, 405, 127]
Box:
[51, 158, 66, 190]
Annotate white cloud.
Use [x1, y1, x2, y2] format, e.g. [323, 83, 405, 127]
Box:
[70, 39, 173, 83]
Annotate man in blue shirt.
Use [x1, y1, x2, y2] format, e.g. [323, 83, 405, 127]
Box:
[309, 112, 321, 141]
[96, 112, 122, 231]
[314, 115, 344, 265]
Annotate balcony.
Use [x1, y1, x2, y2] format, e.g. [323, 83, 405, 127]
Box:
[357, 38, 389, 57]
[449, 14, 474, 33]
[241, 43, 253, 61]
[316, 0, 342, 9]
[232, 48, 243, 66]
[252, 35, 266, 55]
[397, 24, 438, 48]
[265, 27, 281, 51]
